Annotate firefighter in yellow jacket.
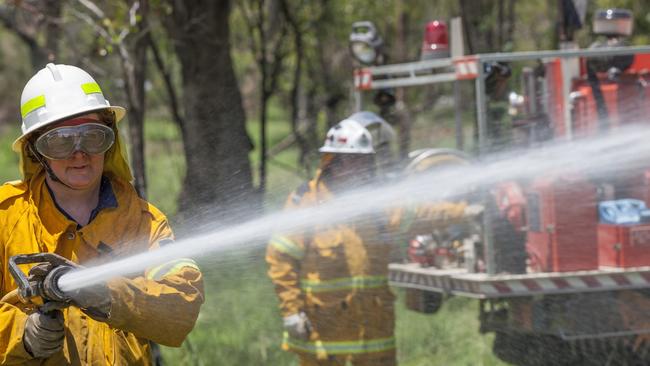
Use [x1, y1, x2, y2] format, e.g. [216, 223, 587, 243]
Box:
[0, 63, 204, 365]
[266, 112, 469, 365]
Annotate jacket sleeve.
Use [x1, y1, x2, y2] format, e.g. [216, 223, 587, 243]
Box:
[105, 267, 204, 347]
[0, 302, 33, 364]
[395, 201, 468, 236]
[266, 187, 308, 318]
[0, 240, 33, 364]
[266, 234, 305, 317]
[104, 218, 205, 347]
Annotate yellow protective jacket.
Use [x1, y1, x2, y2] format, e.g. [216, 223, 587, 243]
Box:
[0, 122, 204, 365]
[266, 168, 466, 359]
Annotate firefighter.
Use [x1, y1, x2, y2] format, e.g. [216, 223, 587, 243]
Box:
[266, 112, 472, 366]
[0, 63, 204, 364]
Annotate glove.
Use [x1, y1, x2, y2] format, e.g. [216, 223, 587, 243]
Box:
[23, 310, 65, 358]
[283, 312, 312, 341]
[67, 283, 111, 320]
[463, 204, 485, 217]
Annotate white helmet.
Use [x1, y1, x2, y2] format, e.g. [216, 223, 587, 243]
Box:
[12, 63, 126, 152]
[319, 111, 395, 154]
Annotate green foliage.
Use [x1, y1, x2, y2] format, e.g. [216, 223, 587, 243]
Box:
[161, 251, 296, 365]
[0, 126, 20, 183]
[143, 118, 185, 215]
[246, 99, 307, 208]
[396, 295, 507, 366]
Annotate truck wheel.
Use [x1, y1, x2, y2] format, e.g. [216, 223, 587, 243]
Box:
[493, 331, 529, 365]
[493, 331, 576, 366]
[574, 338, 647, 365]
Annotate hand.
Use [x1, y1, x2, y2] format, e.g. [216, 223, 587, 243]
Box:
[283, 312, 312, 341]
[23, 310, 64, 358]
[67, 282, 111, 320]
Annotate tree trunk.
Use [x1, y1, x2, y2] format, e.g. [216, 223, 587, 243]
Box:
[0, 4, 49, 71]
[305, 85, 319, 174]
[313, 0, 345, 128]
[459, 0, 495, 53]
[165, 0, 256, 226]
[395, 1, 411, 158]
[118, 0, 149, 198]
[260, 87, 268, 192]
[43, 0, 61, 62]
[148, 33, 184, 128]
[279, 0, 308, 171]
[497, 0, 504, 50]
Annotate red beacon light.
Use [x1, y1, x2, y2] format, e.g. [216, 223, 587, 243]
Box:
[421, 20, 450, 60]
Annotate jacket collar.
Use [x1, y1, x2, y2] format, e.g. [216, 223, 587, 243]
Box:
[45, 175, 118, 228]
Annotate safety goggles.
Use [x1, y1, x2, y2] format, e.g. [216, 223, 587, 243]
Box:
[34, 123, 115, 160]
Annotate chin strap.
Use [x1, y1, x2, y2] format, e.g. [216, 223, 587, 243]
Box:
[27, 143, 76, 190]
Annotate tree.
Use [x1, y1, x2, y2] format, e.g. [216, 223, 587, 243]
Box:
[164, 0, 256, 225]
[73, 0, 150, 198]
[0, 0, 61, 71]
[238, 0, 291, 194]
[278, 0, 310, 173]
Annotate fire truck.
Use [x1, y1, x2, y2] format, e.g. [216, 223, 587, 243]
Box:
[351, 9, 650, 365]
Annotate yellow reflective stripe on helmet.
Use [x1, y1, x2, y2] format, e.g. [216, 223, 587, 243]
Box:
[283, 332, 395, 355]
[21, 95, 46, 118]
[146, 258, 199, 281]
[270, 235, 304, 259]
[300, 275, 388, 293]
[81, 82, 102, 95]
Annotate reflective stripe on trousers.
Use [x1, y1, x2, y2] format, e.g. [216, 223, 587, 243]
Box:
[300, 275, 388, 293]
[283, 331, 396, 355]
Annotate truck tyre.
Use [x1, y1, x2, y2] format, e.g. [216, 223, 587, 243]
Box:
[493, 331, 576, 366]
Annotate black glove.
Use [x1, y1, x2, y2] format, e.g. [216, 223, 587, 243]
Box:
[23, 310, 64, 358]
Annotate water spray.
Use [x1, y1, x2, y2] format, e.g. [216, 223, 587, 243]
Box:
[18, 124, 650, 295]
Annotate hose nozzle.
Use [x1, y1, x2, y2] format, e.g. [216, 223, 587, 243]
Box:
[8, 253, 79, 307]
[42, 265, 73, 303]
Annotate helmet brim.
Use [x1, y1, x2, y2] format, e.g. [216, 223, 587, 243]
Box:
[12, 105, 126, 152]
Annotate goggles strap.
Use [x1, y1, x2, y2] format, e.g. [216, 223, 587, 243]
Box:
[28, 143, 75, 190]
